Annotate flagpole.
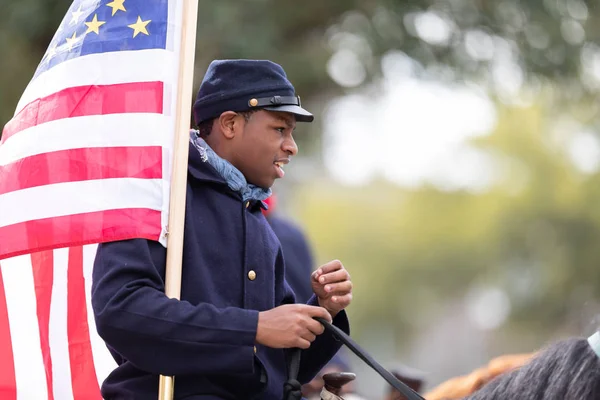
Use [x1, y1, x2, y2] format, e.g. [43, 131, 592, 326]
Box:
[158, 0, 199, 399]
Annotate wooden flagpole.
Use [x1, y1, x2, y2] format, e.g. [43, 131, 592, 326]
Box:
[158, 0, 199, 399]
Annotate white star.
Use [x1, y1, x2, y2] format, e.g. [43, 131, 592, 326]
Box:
[70, 6, 85, 25]
[66, 32, 82, 51]
[42, 44, 58, 64]
[46, 44, 58, 59]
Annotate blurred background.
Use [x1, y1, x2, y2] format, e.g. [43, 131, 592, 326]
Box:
[3, 0, 600, 397]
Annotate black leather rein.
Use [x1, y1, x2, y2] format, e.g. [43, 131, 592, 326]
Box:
[284, 317, 426, 400]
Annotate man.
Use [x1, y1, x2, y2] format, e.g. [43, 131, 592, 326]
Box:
[92, 60, 353, 399]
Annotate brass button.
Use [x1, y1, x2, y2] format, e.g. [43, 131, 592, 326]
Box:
[248, 270, 257, 281]
[253, 346, 257, 353]
[245, 201, 250, 208]
[249, 98, 258, 107]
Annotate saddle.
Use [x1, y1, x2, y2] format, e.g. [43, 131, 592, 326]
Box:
[319, 372, 356, 400]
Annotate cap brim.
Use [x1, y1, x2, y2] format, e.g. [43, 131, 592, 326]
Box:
[263, 105, 314, 122]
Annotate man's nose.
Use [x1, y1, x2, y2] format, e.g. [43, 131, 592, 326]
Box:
[283, 135, 298, 156]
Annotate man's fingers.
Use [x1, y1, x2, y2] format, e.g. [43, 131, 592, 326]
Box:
[301, 331, 317, 343]
[330, 293, 352, 307]
[306, 319, 326, 336]
[317, 268, 350, 285]
[323, 280, 353, 295]
[302, 305, 332, 322]
[313, 260, 343, 279]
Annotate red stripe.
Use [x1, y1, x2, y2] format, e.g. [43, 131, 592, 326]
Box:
[1, 81, 164, 142]
[31, 251, 55, 400]
[0, 209, 162, 260]
[0, 146, 162, 195]
[0, 269, 16, 399]
[67, 246, 101, 399]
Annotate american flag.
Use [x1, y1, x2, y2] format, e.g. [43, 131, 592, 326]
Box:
[0, 0, 184, 397]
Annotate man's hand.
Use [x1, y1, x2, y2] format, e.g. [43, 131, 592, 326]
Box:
[311, 260, 352, 318]
[256, 304, 332, 349]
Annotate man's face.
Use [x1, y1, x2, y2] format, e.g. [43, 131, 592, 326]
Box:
[232, 110, 298, 189]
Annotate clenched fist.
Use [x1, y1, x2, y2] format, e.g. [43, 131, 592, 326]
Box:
[255, 304, 332, 349]
[311, 260, 352, 318]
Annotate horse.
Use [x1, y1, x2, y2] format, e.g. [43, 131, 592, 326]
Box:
[313, 332, 600, 400]
[460, 334, 600, 400]
[424, 352, 534, 400]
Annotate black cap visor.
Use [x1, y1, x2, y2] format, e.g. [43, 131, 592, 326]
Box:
[263, 104, 314, 122]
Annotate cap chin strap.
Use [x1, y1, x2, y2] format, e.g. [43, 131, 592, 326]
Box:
[588, 332, 600, 357]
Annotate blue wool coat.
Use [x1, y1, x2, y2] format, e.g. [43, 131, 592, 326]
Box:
[91, 143, 349, 399]
[268, 216, 314, 304]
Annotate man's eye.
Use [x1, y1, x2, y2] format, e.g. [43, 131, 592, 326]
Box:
[276, 127, 286, 133]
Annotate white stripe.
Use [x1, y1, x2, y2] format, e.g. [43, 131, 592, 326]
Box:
[15, 49, 176, 115]
[82, 244, 118, 389]
[1, 255, 49, 400]
[0, 113, 173, 166]
[0, 178, 165, 228]
[49, 248, 74, 400]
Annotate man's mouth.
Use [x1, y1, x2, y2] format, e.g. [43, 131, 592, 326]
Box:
[274, 160, 288, 179]
[274, 161, 285, 178]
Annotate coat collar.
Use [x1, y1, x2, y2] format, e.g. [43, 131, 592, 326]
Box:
[186, 141, 270, 212]
[187, 141, 227, 186]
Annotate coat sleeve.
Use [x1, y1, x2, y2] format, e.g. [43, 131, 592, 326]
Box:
[92, 238, 259, 376]
[277, 273, 350, 384]
[297, 294, 350, 383]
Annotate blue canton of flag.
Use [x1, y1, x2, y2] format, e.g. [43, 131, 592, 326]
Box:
[37, 0, 169, 77]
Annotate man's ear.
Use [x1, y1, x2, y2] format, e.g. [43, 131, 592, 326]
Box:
[217, 111, 240, 140]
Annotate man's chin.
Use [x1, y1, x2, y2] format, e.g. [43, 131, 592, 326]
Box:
[258, 177, 276, 190]
[245, 175, 274, 190]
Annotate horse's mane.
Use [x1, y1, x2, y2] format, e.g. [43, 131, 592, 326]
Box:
[463, 337, 600, 400]
[424, 352, 534, 400]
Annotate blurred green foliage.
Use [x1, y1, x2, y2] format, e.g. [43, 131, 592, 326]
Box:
[294, 103, 600, 345]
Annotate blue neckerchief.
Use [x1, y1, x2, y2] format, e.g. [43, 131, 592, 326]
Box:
[190, 130, 272, 203]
